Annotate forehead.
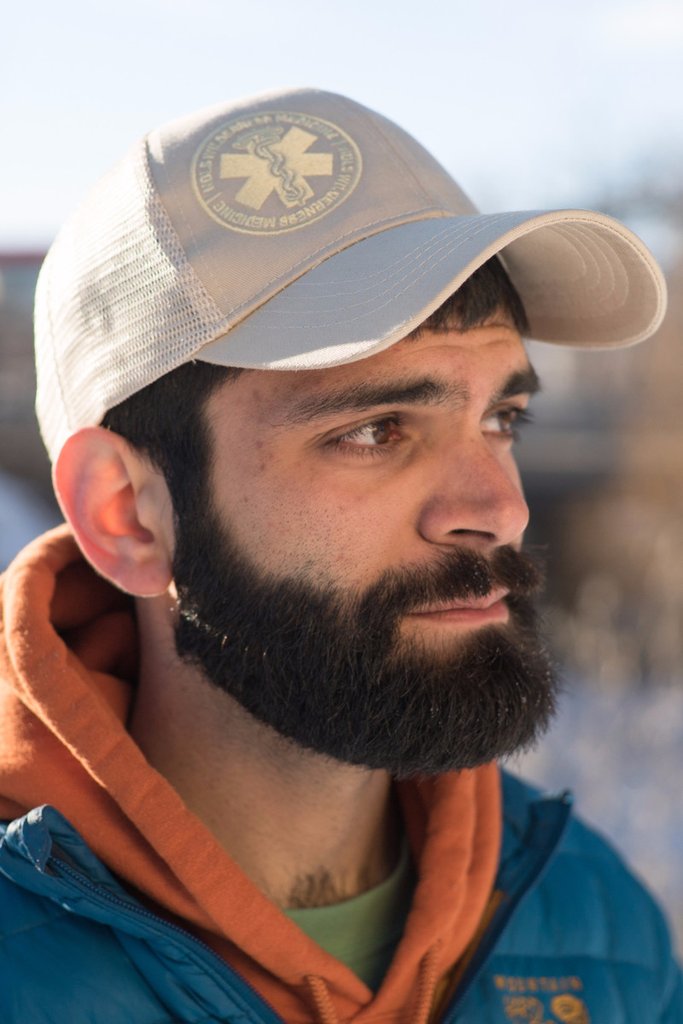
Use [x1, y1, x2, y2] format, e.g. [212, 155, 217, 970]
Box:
[216, 323, 532, 425]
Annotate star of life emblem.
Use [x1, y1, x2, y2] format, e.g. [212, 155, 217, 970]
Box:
[192, 110, 362, 234]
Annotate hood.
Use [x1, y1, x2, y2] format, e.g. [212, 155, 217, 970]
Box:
[0, 526, 502, 1023]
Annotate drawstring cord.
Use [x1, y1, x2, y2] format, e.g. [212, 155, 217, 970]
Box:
[305, 941, 442, 1024]
[306, 974, 341, 1024]
[411, 943, 441, 1024]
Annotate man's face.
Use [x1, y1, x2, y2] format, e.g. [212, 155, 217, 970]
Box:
[172, 321, 557, 775]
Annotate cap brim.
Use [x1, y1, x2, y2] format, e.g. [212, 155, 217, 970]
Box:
[199, 209, 667, 369]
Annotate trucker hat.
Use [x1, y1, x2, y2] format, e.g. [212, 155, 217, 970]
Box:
[34, 86, 667, 462]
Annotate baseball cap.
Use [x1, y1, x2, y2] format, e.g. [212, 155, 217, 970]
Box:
[35, 86, 667, 462]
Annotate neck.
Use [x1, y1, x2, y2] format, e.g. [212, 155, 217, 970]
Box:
[129, 596, 399, 908]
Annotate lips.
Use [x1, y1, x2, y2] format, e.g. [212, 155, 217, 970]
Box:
[409, 587, 510, 616]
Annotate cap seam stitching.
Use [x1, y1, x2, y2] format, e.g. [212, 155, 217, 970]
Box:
[278, 213, 531, 297]
[140, 138, 228, 330]
[228, 212, 664, 338]
[368, 114, 452, 211]
[222, 207, 452, 326]
[236, 213, 535, 325]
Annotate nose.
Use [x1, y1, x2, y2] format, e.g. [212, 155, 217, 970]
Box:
[417, 439, 530, 549]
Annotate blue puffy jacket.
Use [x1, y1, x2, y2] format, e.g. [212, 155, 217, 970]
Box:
[1, 771, 681, 1022]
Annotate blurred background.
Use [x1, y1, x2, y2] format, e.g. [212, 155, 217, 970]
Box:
[2, 0, 681, 949]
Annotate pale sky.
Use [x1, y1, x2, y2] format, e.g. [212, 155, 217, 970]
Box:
[2, 0, 682, 249]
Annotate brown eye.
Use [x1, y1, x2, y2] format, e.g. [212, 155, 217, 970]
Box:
[340, 418, 401, 447]
[482, 407, 533, 439]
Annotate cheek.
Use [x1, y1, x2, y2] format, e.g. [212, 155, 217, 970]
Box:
[220, 459, 409, 580]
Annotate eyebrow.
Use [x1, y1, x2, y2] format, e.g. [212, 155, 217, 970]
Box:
[491, 365, 541, 404]
[280, 364, 541, 425]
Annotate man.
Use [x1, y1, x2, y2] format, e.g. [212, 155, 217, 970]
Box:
[0, 87, 680, 1022]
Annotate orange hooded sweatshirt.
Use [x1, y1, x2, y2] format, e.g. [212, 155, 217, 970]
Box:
[0, 526, 502, 1024]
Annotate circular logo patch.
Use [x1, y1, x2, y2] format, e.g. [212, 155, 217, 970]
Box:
[192, 110, 362, 235]
[550, 994, 590, 1023]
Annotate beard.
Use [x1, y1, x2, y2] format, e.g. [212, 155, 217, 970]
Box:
[172, 504, 558, 778]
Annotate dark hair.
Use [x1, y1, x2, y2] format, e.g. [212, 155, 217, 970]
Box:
[102, 255, 528, 517]
[407, 255, 528, 338]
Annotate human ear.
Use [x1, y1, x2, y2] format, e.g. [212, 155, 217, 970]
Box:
[53, 427, 174, 596]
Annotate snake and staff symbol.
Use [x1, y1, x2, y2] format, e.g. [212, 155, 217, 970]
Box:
[220, 125, 334, 210]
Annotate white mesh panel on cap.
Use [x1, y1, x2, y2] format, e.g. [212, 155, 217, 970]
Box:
[35, 140, 230, 461]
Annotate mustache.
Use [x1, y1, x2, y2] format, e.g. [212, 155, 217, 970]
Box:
[357, 545, 544, 620]
[176, 541, 544, 652]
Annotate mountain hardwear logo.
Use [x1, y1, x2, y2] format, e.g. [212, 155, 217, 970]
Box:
[503, 994, 590, 1023]
[495, 975, 590, 1023]
[192, 110, 361, 234]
